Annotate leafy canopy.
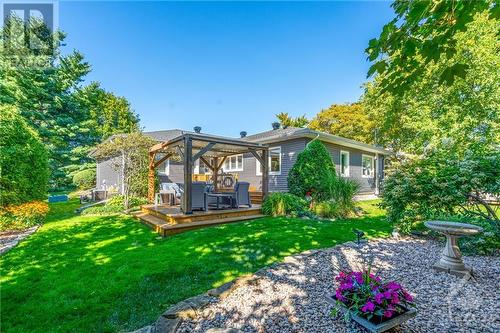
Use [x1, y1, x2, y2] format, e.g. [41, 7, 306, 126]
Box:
[366, 0, 498, 93]
[0, 16, 140, 191]
[275, 112, 309, 128]
[309, 103, 375, 144]
[363, 11, 500, 153]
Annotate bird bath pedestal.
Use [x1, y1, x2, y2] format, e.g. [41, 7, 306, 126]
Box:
[424, 221, 483, 278]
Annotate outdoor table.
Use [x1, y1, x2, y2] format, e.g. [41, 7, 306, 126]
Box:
[207, 193, 233, 210]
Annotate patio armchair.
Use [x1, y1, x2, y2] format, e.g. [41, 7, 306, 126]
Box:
[189, 182, 208, 211]
[228, 181, 252, 208]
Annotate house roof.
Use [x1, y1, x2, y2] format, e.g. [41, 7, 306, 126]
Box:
[243, 127, 392, 155]
[93, 126, 391, 158]
[149, 131, 267, 158]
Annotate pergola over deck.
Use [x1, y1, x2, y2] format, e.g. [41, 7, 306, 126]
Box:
[148, 132, 269, 214]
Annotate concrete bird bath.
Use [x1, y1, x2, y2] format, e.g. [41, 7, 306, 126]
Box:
[425, 221, 483, 278]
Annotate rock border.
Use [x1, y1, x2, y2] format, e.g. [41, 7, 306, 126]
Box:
[0, 226, 39, 255]
[128, 242, 360, 333]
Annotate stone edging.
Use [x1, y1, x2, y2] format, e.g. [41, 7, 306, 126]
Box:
[0, 226, 39, 255]
[127, 244, 354, 333]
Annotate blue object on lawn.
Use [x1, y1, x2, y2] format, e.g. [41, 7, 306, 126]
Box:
[48, 195, 68, 203]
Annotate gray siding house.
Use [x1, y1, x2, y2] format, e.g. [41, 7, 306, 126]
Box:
[95, 126, 391, 195]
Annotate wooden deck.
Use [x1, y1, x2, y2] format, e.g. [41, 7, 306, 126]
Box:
[133, 204, 264, 236]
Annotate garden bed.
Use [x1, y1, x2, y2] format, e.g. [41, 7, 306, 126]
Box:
[177, 238, 499, 333]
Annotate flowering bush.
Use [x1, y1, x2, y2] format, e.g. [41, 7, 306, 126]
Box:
[333, 270, 415, 323]
[0, 201, 49, 231]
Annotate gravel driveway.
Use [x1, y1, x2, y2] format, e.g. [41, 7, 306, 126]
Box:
[178, 238, 500, 333]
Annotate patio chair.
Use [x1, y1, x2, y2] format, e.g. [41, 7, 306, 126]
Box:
[229, 181, 252, 208]
[189, 182, 208, 211]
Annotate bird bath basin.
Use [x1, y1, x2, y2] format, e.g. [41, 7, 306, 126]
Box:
[425, 221, 483, 278]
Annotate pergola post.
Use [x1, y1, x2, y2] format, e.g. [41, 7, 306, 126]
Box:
[147, 151, 156, 203]
[261, 148, 269, 200]
[212, 157, 219, 191]
[182, 135, 193, 214]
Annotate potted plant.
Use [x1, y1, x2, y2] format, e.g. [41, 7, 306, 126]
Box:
[325, 270, 416, 333]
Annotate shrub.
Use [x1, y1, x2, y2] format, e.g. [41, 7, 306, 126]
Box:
[81, 195, 147, 215]
[382, 146, 499, 233]
[262, 192, 307, 217]
[329, 174, 360, 217]
[72, 169, 96, 189]
[0, 201, 49, 231]
[313, 201, 338, 219]
[288, 140, 336, 202]
[0, 105, 49, 205]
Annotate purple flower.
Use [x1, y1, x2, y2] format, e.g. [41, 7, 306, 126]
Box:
[335, 289, 346, 302]
[386, 281, 401, 291]
[361, 301, 375, 313]
[353, 272, 364, 284]
[402, 290, 414, 302]
[383, 310, 393, 318]
[383, 291, 392, 299]
[374, 293, 384, 304]
[391, 294, 400, 305]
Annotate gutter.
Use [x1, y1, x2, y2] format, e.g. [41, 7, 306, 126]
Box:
[248, 128, 393, 155]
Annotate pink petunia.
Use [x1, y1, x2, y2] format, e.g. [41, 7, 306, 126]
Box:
[383, 310, 393, 318]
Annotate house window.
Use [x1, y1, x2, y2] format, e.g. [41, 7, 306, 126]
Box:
[362, 155, 374, 178]
[256, 147, 281, 175]
[223, 154, 243, 172]
[340, 151, 349, 177]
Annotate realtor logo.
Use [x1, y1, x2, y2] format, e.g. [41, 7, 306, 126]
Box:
[1, 0, 59, 56]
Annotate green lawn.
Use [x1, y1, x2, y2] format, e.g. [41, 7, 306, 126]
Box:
[1, 200, 391, 333]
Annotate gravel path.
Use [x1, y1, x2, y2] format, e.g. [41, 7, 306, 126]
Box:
[178, 238, 500, 333]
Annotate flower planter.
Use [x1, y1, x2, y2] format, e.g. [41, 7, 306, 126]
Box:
[325, 294, 416, 333]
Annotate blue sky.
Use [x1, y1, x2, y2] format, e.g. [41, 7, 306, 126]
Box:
[59, 1, 394, 136]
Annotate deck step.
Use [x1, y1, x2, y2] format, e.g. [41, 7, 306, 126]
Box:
[133, 211, 265, 236]
[162, 214, 266, 236]
[132, 211, 171, 234]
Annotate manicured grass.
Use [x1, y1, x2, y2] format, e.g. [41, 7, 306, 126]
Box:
[1, 199, 391, 333]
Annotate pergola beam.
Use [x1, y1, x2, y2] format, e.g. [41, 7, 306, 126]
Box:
[153, 152, 173, 169]
[193, 142, 216, 161]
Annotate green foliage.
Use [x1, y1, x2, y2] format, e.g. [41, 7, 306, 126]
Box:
[106, 195, 147, 209]
[309, 103, 375, 144]
[328, 175, 360, 217]
[364, 12, 500, 154]
[92, 133, 156, 209]
[288, 140, 337, 201]
[72, 169, 96, 190]
[1, 199, 390, 333]
[1, 16, 139, 192]
[275, 112, 309, 128]
[313, 175, 359, 219]
[262, 192, 307, 217]
[81, 195, 147, 215]
[0, 105, 49, 205]
[313, 201, 338, 219]
[382, 144, 499, 235]
[366, 0, 496, 93]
